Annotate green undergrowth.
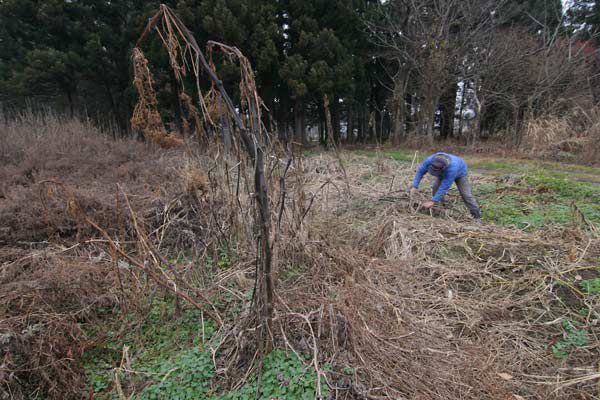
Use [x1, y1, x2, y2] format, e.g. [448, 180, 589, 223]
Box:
[84, 299, 215, 396]
[551, 320, 589, 359]
[467, 158, 600, 183]
[350, 148, 600, 184]
[84, 299, 326, 399]
[353, 149, 600, 229]
[550, 269, 600, 359]
[580, 277, 600, 295]
[476, 172, 600, 229]
[349, 149, 600, 229]
[131, 348, 325, 400]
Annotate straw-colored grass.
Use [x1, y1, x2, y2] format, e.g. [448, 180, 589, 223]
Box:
[266, 152, 600, 399]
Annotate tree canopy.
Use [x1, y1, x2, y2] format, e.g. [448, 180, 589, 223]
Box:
[0, 0, 597, 145]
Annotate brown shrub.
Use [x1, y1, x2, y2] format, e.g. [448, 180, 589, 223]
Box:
[0, 113, 208, 399]
[0, 112, 183, 246]
[0, 250, 120, 399]
[522, 106, 600, 164]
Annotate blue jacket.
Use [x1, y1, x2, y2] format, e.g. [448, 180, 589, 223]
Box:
[412, 152, 468, 203]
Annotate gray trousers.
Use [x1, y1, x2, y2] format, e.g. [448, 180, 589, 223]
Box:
[432, 175, 481, 219]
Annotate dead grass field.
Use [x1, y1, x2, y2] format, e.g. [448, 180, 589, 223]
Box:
[1, 117, 599, 399]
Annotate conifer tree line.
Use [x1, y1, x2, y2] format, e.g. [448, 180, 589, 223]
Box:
[1, 0, 599, 145]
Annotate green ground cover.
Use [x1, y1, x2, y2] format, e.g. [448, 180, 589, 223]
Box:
[353, 148, 600, 229]
[84, 300, 326, 399]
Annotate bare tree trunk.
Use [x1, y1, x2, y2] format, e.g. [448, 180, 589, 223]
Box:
[319, 117, 326, 146]
[511, 98, 526, 149]
[391, 69, 408, 145]
[512, 100, 520, 148]
[324, 95, 334, 148]
[332, 97, 341, 144]
[356, 106, 364, 143]
[406, 93, 415, 135]
[368, 111, 376, 143]
[65, 88, 75, 118]
[391, 96, 406, 145]
[457, 81, 467, 140]
[379, 109, 385, 143]
[470, 82, 483, 147]
[363, 108, 367, 143]
[324, 95, 351, 192]
[294, 98, 306, 146]
[301, 106, 307, 145]
[422, 94, 439, 144]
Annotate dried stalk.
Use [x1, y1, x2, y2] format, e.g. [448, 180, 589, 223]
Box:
[134, 3, 275, 353]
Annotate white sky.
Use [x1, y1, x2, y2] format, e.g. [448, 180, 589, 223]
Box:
[562, 0, 573, 12]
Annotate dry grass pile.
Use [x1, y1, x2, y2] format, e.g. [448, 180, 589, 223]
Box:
[2, 117, 599, 399]
[0, 112, 184, 245]
[1, 6, 284, 397]
[1, 248, 119, 399]
[3, 4, 599, 398]
[266, 153, 600, 399]
[0, 114, 227, 399]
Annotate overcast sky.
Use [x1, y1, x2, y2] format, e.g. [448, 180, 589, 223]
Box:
[562, 0, 573, 12]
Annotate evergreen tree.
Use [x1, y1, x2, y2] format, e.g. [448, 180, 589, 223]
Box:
[281, 0, 372, 144]
[0, 0, 376, 142]
[0, 0, 176, 127]
[198, 0, 284, 130]
[0, 0, 86, 114]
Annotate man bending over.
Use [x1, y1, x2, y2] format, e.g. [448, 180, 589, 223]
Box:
[410, 152, 482, 222]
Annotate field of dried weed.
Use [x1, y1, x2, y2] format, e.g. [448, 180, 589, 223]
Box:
[1, 117, 599, 399]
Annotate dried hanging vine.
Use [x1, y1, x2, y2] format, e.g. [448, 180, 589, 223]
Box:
[206, 42, 268, 139]
[134, 4, 275, 354]
[131, 48, 184, 148]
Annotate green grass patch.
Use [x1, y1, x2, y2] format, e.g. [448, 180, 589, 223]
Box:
[85, 300, 326, 400]
[551, 320, 589, 359]
[469, 157, 600, 183]
[347, 148, 600, 185]
[347, 148, 600, 229]
[580, 278, 600, 295]
[476, 172, 600, 229]
[84, 299, 215, 396]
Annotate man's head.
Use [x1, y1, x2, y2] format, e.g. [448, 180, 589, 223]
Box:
[428, 155, 449, 177]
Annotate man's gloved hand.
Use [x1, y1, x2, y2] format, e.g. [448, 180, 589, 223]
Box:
[422, 200, 435, 209]
[410, 187, 418, 196]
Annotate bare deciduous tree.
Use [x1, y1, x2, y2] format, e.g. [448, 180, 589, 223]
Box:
[369, 0, 500, 143]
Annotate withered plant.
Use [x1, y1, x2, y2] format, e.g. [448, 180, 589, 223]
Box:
[132, 3, 279, 380]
